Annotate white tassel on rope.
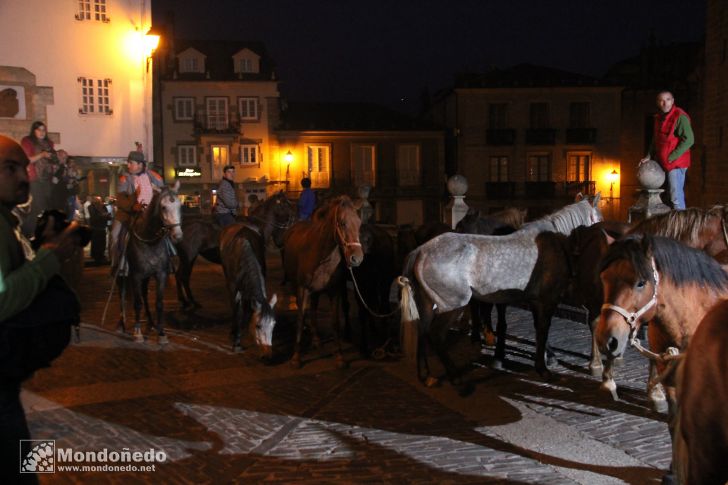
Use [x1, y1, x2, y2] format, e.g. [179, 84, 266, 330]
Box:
[397, 276, 420, 365]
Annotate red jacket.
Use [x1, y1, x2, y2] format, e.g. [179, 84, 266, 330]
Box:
[653, 107, 691, 171]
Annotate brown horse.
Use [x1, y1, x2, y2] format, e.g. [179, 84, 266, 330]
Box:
[673, 299, 728, 485]
[596, 235, 728, 484]
[283, 195, 364, 368]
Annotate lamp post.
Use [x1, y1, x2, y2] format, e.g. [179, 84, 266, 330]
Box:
[284, 150, 293, 181]
[143, 26, 160, 174]
[608, 169, 619, 219]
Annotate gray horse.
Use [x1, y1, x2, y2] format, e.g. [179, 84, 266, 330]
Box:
[399, 194, 601, 393]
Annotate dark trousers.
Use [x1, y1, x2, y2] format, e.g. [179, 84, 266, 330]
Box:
[90, 228, 107, 263]
[215, 212, 235, 227]
[0, 382, 38, 484]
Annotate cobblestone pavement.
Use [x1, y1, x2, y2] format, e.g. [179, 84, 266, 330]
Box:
[20, 250, 672, 484]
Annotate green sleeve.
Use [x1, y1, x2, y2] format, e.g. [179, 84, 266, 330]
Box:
[0, 241, 60, 322]
[668, 114, 695, 162]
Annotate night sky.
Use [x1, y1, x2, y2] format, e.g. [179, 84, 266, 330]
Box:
[152, 0, 706, 113]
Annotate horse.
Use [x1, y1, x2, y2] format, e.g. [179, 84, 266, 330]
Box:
[673, 299, 728, 485]
[175, 191, 294, 309]
[398, 194, 602, 393]
[117, 182, 183, 344]
[219, 222, 277, 359]
[347, 223, 397, 357]
[595, 235, 728, 484]
[283, 195, 364, 368]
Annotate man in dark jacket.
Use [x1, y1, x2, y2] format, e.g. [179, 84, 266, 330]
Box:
[214, 165, 239, 226]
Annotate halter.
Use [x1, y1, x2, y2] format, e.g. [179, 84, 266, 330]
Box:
[130, 189, 182, 243]
[601, 257, 659, 340]
[333, 205, 362, 256]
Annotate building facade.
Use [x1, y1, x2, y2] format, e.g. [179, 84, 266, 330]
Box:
[430, 65, 623, 218]
[0, 0, 155, 196]
[277, 102, 446, 225]
[157, 40, 281, 212]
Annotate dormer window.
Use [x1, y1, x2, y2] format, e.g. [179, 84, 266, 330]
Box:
[177, 48, 206, 74]
[232, 48, 260, 75]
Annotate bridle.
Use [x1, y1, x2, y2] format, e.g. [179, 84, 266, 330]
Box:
[333, 204, 362, 259]
[601, 257, 659, 343]
[131, 189, 182, 243]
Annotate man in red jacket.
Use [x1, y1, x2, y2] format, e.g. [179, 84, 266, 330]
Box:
[640, 90, 694, 210]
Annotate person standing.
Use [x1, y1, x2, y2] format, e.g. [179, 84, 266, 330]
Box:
[214, 165, 239, 227]
[19, 121, 57, 236]
[109, 150, 164, 273]
[297, 177, 315, 221]
[640, 90, 694, 210]
[88, 195, 110, 264]
[0, 135, 80, 484]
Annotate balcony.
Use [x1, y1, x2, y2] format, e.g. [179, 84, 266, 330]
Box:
[524, 181, 556, 198]
[484, 181, 516, 200]
[486, 129, 516, 146]
[563, 180, 596, 198]
[525, 128, 557, 145]
[566, 128, 597, 144]
[193, 113, 241, 135]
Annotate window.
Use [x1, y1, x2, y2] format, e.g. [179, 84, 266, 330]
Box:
[78, 77, 111, 115]
[527, 153, 551, 181]
[396, 144, 421, 186]
[180, 57, 203, 73]
[488, 103, 508, 129]
[177, 145, 197, 167]
[240, 145, 259, 166]
[569, 102, 590, 128]
[174, 98, 194, 121]
[238, 59, 254, 73]
[77, 0, 108, 22]
[529, 103, 549, 129]
[306, 145, 331, 188]
[351, 144, 376, 187]
[211, 145, 229, 181]
[238, 97, 258, 120]
[206, 98, 228, 130]
[567, 153, 591, 182]
[489, 156, 509, 182]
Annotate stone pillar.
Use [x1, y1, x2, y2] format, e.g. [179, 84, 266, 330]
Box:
[627, 160, 671, 223]
[444, 174, 469, 229]
[356, 184, 373, 224]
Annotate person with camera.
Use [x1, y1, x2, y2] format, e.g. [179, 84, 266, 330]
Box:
[20, 121, 59, 237]
[0, 135, 82, 484]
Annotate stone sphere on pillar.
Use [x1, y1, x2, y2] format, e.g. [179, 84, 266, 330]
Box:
[637, 160, 665, 190]
[447, 174, 468, 196]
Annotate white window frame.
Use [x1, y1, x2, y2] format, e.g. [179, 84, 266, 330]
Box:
[396, 144, 421, 186]
[238, 58, 254, 73]
[177, 145, 197, 167]
[239, 145, 259, 166]
[489, 156, 509, 182]
[77, 0, 108, 22]
[180, 57, 203, 74]
[238, 97, 258, 121]
[306, 144, 331, 188]
[174, 97, 194, 121]
[206, 97, 228, 130]
[351, 144, 376, 187]
[78, 77, 112, 115]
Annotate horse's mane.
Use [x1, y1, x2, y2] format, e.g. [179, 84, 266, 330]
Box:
[600, 234, 728, 291]
[524, 199, 597, 235]
[493, 207, 526, 229]
[629, 207, 724, 245]
[311, 195, 354, 224]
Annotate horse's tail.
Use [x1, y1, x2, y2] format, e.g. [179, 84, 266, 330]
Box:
[394, 249, 421, 365]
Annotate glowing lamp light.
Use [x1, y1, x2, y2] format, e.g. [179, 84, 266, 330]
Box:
[284, 150, 293, 163]
[144, 27, 161, 57]
[609, 169, 619, 183]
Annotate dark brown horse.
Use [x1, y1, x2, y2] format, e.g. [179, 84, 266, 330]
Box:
[673, 299, 728, 485]
[175, 191, 294, 309]
[283, 195, 364, 368]
[220, 222, 277, 359]
[596, 235, 728, 484]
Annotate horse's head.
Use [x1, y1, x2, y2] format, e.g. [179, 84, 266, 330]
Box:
[156, 180, 183, 243]
[575, 191, 603, 225]
[332, 197, 364, 267]
[596, 236, 658, 359]
[249, 294, 277, 361]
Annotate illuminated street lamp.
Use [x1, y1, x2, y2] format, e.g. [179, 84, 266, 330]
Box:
[144, 26, 161, 72]
[284, 150, 293, 180]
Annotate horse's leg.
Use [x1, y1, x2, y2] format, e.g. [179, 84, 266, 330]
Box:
[484, 302, 498, 347]
[588, 316, 604, 377]
[330, 290, 348, 369]
[117, 276, 127, 333]
[532, 306, 554, 379]
[156, 272, 168, 345]
[647, 322, 669, 413]
[430, 310, 474, 396]
[132, 277, 144, 342]
[600, 356, 619, 401]
[492, 303, 508, 370]
[290, 288, 309, 368]
[231, 295, 242, 352]
[661, 385, 679, 485]
[183, 255, 200, 309]
[309, 293, 321, 349]
[141, 278, 154, 330]
[469, 300, 482, 345]
[175, 249, 189, 308]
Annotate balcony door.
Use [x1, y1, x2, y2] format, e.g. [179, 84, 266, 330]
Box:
[211, 145, 229, 181]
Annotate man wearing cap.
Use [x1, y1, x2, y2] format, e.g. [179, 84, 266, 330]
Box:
[109, 150, 164, 273]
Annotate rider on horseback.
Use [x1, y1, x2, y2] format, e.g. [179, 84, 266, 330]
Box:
[109, 150, 164, 275]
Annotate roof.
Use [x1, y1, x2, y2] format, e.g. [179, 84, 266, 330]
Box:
[454, 63, 613, 88]
[278, 101, 439, 131]
[160, 39, 276, 81]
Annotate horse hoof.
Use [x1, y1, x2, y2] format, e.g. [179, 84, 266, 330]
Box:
[600, 379, 619, 401]
[613, 356, 625, 368]
[289, 357, 302, 369]
[589, 363, 603, 377]
[457, 381, 475, 397]
[536, 367, 554, 381]
[425, 376, 440, 388]
[133, 329, 144, 343]
[158, 335, 169, 345]
[660, 473, 676, 485]
[546, 356, 558, 368]
[490, 359, 504, 371]
[652, 397, 668, 414]
[232, 345, 243, 353]
[483, 332, 496, 347]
